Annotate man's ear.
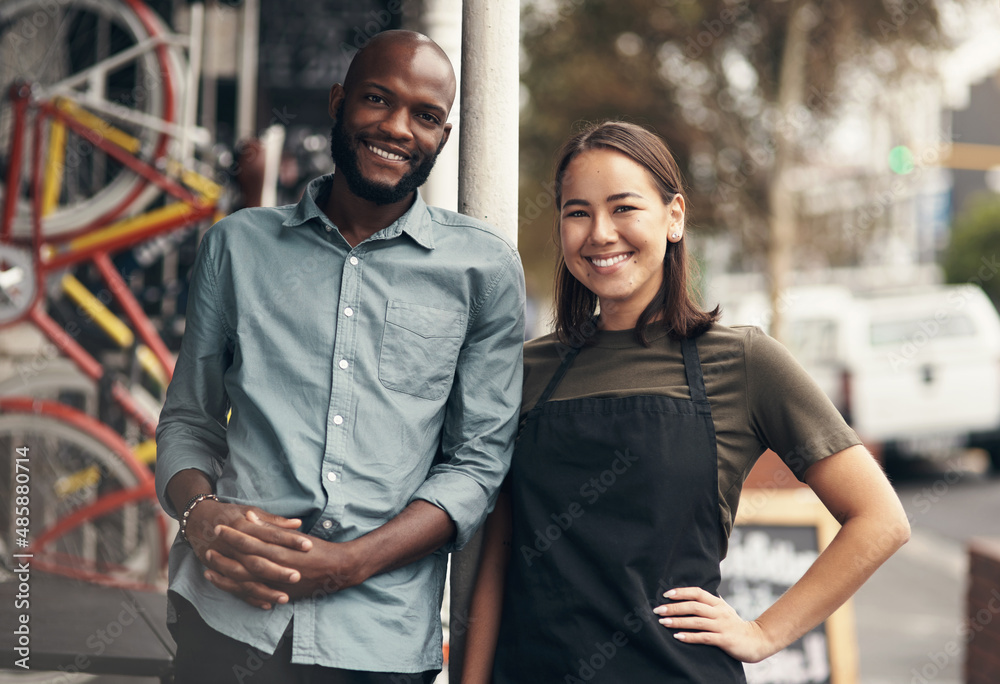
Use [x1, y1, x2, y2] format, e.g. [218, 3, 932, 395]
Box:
[437, 122, 453, 152]
[329, 84, 346, 119]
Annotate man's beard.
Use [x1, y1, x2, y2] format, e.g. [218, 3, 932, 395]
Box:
[329, 108, 441, 206]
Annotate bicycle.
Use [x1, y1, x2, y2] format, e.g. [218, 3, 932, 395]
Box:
[0, 0, 220, 592]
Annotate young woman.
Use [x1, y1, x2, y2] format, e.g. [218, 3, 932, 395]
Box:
[462, 121, 910, 682]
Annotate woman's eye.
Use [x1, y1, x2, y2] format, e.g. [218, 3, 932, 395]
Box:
[564, 210, 588, 218]
[614, 205, 637, 213]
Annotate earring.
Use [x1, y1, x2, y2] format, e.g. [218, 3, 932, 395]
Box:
[670, 232, 681, 241]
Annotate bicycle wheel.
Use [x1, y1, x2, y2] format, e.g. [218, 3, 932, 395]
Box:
[0, 0, 184, 237]
[0, 359, 98, 416]
[0, 400, 165, 588]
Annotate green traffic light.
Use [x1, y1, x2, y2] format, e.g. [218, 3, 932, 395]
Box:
[889, 145, 914, 174]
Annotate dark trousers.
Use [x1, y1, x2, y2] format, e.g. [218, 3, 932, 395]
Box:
[168, 592, 438, 684]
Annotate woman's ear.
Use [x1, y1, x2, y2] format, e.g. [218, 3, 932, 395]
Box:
[667, 194, 685, 241]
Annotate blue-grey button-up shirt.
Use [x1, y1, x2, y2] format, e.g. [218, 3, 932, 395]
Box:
[155, 174, 525, 672]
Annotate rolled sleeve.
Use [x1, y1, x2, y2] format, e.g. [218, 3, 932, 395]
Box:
[155, 228, 232, 518]
[411, 249, 525, 549]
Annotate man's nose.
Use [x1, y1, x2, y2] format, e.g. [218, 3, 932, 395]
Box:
[378, 107, 414, 142]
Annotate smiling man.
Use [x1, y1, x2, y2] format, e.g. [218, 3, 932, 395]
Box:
[155, 31, 525, 683]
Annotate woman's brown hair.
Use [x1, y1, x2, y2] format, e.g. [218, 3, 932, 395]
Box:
[552, 121, 720, 346]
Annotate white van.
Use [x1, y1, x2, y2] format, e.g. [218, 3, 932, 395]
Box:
[719, 284, 1000, 468]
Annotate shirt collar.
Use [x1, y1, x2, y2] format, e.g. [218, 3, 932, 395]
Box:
[282, 173, 435, 250]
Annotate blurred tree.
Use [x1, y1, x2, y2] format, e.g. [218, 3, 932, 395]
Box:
[944, 194, 1000, 308]
[518, 0, 946, 333]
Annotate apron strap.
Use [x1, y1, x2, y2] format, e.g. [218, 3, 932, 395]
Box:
[536, 344, 582, 407]
[517, 343, 582, 435]
[680, 337, 708, 404]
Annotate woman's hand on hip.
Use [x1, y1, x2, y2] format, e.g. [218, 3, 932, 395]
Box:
[653, 586, 775, 663]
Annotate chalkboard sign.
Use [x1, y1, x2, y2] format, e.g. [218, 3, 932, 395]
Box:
[719, 489, 857, 684]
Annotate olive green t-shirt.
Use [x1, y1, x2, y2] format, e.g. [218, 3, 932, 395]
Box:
[520, 322, 860, 554]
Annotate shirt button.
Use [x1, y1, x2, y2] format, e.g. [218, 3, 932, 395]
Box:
[322, 520, 333, 529]
[333, 415, 344, 425]
[327, 471, 338, 482]
[349, 256, 359, 265]
[325, 226, 332, 232]
[344, 307, 354, 317]
[338, 359, 349, 370]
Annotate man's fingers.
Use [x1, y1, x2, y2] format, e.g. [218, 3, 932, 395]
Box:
[204, 548, 256, 583]
[248, 508, 303, 530]
[214, 526, 302, 582]
[203, 569, 288, 610]
[240, 512, 313, 550]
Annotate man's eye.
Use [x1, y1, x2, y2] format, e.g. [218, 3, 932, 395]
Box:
[418, 113, 441, 124]
[365, 95, 386, 104]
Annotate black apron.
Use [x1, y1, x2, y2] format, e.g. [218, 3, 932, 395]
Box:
[494, 337, 747, 683]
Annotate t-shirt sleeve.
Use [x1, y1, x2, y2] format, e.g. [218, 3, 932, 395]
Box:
[744, 327, 861, 480]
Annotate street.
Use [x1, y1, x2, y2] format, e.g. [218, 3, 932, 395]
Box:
[856, 454, 1000, 684]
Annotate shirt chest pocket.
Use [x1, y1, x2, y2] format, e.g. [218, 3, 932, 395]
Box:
[378, 300, 467, 401]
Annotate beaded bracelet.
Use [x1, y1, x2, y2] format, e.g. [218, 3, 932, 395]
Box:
[179, 493, 218, 542]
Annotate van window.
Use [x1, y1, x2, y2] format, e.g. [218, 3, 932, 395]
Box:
[787, 319, 839, 363]
[869, 314, 976, 346]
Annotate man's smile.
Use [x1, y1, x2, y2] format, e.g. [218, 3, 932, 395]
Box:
[365, 142, 409, 162]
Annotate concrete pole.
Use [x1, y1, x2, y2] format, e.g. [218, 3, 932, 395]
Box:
[421, 0, 462, 213]
[456, 1, 519, 243]
[449, 3, 519, 682]
[236, 0, 259, 140]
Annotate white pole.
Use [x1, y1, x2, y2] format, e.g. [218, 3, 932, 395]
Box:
[236, 0, 259, 140]
[449, 2, 519, 681]
[456, 0, 519, 244]
[421, 0, 462, 213]
[180, 1, 204, 164]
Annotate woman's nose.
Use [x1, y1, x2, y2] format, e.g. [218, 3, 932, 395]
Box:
[589, 212, 617, 244]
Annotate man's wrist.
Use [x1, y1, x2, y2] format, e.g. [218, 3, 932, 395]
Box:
[180, 493, 219, 542]
[337, 538, 373, 589]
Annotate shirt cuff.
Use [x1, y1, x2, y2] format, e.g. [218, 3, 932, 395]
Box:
[410, 471, 489, 551]
[154, 436, 224, 518]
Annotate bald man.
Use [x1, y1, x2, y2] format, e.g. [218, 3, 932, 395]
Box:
[156, 31, 525, 683]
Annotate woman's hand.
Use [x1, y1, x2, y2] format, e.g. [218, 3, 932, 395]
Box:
[653, 587, 774, 663]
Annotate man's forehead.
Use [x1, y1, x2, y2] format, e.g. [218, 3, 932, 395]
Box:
[347, 34, 454, 88]
[347, 39, 456, 110]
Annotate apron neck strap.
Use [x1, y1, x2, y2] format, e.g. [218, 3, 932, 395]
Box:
[536, 344, 582, 407]
[680, 337, 708, 404]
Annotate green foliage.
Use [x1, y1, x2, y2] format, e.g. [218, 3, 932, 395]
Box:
[944, 194, 1000, 307]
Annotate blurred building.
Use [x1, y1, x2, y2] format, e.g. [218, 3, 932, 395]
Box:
[949, 70, 1000, 217]
[704, 5, 1000, 300]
